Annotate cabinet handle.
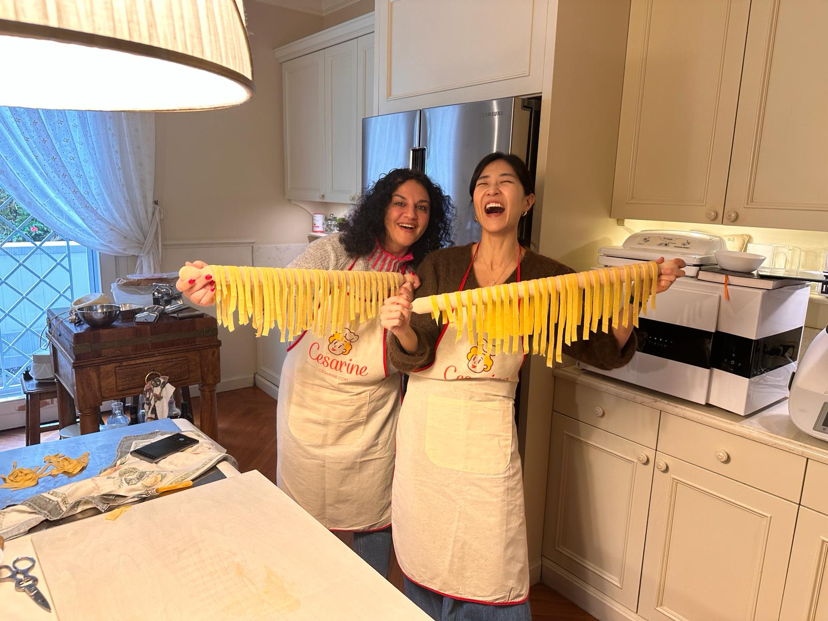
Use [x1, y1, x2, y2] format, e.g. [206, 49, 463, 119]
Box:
[350, 194, 358, 202]
[705, 210, 718, 221]
[638, 454, 650, 465]
[656, 460, 668, 472]
[715, 449, 731, 464]
[319, 193, 325, 200]
[725, 211, 739, 223]
[593, 406, 605, 418]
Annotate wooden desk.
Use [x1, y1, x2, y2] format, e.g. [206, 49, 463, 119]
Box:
[47, 309, 221, 439]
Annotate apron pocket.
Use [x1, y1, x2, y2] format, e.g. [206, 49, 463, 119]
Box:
[288, 381, 369, 446]
[424, 395, 512, 475]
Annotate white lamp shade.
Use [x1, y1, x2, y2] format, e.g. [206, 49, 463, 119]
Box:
[0, 0, 254, 111]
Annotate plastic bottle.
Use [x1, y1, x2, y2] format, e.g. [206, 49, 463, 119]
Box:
[105, 401, 130, 430]
[167, 395, 181, 419]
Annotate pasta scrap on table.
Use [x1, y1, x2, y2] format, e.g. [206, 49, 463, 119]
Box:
[0, 461, 51, 489]
[44, 452, 90, 477]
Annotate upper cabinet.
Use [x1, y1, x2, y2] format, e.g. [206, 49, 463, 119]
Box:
[276, 15, 374, 204]
[612, 0, 828, 231]
[375, 0, 549, 114]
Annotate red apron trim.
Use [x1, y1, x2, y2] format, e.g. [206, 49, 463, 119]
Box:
[286, 330, 307, 352]
[402, 572, 529, 607]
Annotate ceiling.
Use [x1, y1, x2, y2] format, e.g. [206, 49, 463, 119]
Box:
[255, 0, 362, 16]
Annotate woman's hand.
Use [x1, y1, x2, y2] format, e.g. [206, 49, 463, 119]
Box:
[176, 260, 216, 306]
[655, 257, 687, 293]
[381, 273, 419, 353]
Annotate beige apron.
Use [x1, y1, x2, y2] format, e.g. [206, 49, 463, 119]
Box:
[276, 260, 402, 531]
[393, 255, 530, 604]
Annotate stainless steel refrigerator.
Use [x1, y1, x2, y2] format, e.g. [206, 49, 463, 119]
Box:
[362, 96, 541, 247]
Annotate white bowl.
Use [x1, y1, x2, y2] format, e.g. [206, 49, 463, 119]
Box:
[715, 250, 766, 273]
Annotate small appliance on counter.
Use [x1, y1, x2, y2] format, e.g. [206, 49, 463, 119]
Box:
[598, 230, 725, 277]
[583, 231, 811, 416]
[789, 326, 828, 440]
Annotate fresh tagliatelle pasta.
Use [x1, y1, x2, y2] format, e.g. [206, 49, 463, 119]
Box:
[410, 261, 659, 366]
[181, 265, 406, 340]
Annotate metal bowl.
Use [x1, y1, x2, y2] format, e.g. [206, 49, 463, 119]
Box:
[118, 303, 144, 320]
[76, 303, 121, 328]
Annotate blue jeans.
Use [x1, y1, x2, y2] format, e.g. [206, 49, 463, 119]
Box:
[352, 527, 392, 578]
[403, 577, 531, 621]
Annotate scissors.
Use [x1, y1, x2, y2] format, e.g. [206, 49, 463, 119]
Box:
[0, 556, 52, 612]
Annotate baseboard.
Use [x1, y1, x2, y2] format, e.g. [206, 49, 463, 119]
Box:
[254, 374, 279, 400]
[541, 558, 643, 621]
[529, 558, 542, 585]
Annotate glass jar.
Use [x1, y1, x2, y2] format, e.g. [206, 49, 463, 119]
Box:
[325, 213, 339, 233]
[105, 401, 130, 430]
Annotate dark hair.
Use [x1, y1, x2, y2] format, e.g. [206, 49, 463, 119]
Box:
[340, 168, 453, 265]
[468, 152, 535, 197]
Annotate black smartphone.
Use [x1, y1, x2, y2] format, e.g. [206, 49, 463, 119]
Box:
[130, 433, 198, 463]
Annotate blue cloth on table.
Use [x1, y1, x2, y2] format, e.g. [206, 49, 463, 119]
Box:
[0, 419, 180, 509]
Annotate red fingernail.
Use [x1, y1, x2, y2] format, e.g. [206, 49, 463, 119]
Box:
[188, 279, 195, 284]
[205, 274, 213, 281]
[210, 286, 216, 292]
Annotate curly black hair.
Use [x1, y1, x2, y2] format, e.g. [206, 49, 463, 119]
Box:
[339, 168, 454, 266]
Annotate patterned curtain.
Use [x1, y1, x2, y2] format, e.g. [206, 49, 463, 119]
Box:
[0, 108, 159, 273]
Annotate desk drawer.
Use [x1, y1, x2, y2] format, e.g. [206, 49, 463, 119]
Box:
[99, 352, 206, 397]
[553, 379, 660, 448]
[658, 413, 805, 502]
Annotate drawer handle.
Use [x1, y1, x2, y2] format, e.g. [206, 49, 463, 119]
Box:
[637, 454, 650, 465]
[656, 460, 668, 473]
[593, 406, 605, 418]
[716, 450, 731, 464]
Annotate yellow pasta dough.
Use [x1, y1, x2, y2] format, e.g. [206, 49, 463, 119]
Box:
[410, 262, 658, 366]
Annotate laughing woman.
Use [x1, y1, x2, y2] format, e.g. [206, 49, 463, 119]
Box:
[178, 168, 452, 578]
[380, 153, 685, 620]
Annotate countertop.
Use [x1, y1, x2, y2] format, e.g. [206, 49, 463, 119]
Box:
[554, 365, 828, 465]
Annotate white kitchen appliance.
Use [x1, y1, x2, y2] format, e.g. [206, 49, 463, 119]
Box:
[583, 231, 811, 416]
[789, 326, 828, 440]
[598, 230, 725, 277]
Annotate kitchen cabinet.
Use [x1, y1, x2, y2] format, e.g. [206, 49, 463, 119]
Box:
[541, 371, 824, 620]
[612, 0, 828, 231]
[781, 459, 828, 619]
[276, 15, 374, 204]
[374, 0, 549, 114]
[639, 414, 801, 620]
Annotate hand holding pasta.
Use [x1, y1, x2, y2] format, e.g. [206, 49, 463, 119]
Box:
[176, 260, 215, 306]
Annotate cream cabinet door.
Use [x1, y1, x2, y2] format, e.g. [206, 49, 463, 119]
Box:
[780, 506, 828, 620]
[283, 50, 326, 202]
[324, 39, 359, 204]
[640, 453, 797, 620]
[375, 0, 548, 114]
[611, 0, 751, 224]
[724, 0, 828, 230]
[543, 413, 654, 612]
[356, 33, 375, 197]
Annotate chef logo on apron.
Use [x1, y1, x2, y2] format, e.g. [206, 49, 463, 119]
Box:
[441, 339, 500, 380]
[304, 327, 370, 378]
[327, 328, 359, 355]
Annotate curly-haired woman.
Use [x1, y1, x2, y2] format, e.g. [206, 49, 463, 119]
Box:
[178, 168, 453, 578]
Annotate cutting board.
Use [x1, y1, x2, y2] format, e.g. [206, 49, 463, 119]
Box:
[31, 471, 427, 620]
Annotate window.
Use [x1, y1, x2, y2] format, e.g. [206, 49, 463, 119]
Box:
[0, 189, 99, 398]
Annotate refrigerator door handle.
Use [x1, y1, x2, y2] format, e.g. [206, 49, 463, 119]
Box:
[410, 147, 426, 172]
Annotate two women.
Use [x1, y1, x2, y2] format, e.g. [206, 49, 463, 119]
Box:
[178, 168, 453, 577]
[380, 152, 685, 620]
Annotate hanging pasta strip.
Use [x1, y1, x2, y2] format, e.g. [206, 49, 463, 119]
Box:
[509, 283, 520, 353]
[537, 277, 550, 357]
[549, 276, 563, 364]
[631, 263, 643, 327]
[589, 269, 601, 334]
[582, 271, 593, 340]
[520, 281, 531, 353]
[649, 261, 659, 308]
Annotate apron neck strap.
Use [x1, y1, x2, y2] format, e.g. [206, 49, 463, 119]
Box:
[462, 243, 523, 291]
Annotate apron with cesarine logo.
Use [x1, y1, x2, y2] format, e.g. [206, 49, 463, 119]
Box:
[393, 249, 530, 604]
[276, 257, 403, 531]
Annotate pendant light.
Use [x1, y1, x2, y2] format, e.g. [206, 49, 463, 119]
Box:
[0, 0, 254, 111]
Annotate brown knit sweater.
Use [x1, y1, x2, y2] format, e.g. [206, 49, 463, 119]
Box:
[388, 244, 637, 371]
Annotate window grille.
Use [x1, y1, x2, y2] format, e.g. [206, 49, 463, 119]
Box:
[0, 189, 99, 398]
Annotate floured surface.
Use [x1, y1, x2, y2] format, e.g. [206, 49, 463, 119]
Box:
[31, 471, 428, 620]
